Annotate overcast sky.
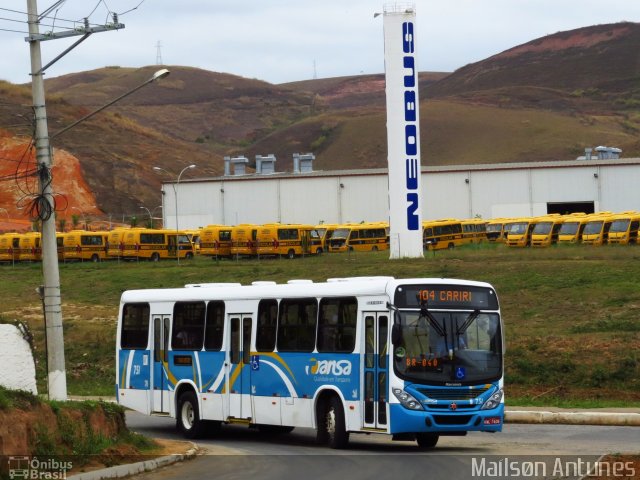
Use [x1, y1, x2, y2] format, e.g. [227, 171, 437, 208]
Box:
[0, 0, 638, 85]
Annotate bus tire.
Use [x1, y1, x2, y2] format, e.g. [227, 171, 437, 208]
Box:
[91, 254, 100, 263]
[325, 397, 349, 449]
[185, 252, 193, 260]
[287, 249, 295, 259]
[416, 433, 439, 449]
[177, 391, 205, 439]
[372, 245, 378, 251]
[447, 243, 454, 250]
[315, 247, 323, 255]
[151, 252, 160, 262]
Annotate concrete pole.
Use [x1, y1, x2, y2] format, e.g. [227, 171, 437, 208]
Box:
[26, 0, 67, 400]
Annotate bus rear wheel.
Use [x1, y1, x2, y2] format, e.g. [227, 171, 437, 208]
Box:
[177, 391, 205, 439]
[185, 252, 193, 260]
[315, 247, 323, 255]
[416, 432, 439, 449]
[151, 252, 160, 262]
[91, 254, 100, 263]
[372, 245, 378, 251]
[324, 397, 349, 449]
[447, 243, 454, 250]
[286, 249, 295, 259]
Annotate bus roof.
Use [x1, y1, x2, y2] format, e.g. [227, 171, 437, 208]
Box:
[120, 277, 496, 305]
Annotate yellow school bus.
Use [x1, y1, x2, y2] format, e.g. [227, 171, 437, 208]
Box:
[199, 224, 233, 257]
[607, 212, 640, 245]
[530, 214, 564, 247]
[314, 223, 340, 253]
[121, 228, 194, 261]
[461, 219, 487, 245]
[422, 219, 464, 250]
[230, 224, 259, 257]
[16, 232, 42, 261]
[506, 217, 539, 247]
[256, 223, 323, 258]
[557, 213, 590, 244]
[486, 218, 512, 243]
[63, 230, 109, 262]
[328, 222, 389, 253]
[581, 214, 615, 246]
[0, 233, 21, 262]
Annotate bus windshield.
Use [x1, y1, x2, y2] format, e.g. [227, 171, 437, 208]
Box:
[332, 228, 350, 239]
[509, 223, 528, 235]
[559, 222, 578, 235]
[609, 220, 630, 233]
[583, 221, 603, 235]
[393, 310, 502, 384]
[532, 222, 552, 235]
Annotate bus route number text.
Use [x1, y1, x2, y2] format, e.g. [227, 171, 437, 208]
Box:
[419, 289, 472, 303]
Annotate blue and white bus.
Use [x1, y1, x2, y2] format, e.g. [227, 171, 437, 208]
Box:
[116, 276, 504, 448]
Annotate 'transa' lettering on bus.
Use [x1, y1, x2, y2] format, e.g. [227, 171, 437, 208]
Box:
[306, 359, 352, 376]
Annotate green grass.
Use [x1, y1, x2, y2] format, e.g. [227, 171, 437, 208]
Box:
[1, 244, 639, 406]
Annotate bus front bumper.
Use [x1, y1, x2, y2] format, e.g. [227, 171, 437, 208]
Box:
[389, 403, 504, 434]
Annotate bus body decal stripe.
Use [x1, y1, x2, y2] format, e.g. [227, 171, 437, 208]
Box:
[125, 350, 135, 389]
[207, 365, 226, 393]
[261, 360, 297, 398]
[194, 352, 203, 391]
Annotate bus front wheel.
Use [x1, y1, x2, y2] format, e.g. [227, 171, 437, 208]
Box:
[286, 249, 295, 259]
[416, 432, 439, 449]
[324, 397, 349, 449]
[151, 253, 160, 262]
[91, 254, 100, 263]
[177, 391, 205, 439]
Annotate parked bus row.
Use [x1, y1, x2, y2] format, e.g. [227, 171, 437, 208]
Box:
[0, 228, 195, 263]
[486, 211, 640, 247]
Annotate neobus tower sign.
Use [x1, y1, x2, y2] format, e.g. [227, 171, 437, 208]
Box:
[383, 4, 424, 259]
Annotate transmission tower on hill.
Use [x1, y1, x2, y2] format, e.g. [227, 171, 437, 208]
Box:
[156, 41, 163, 65]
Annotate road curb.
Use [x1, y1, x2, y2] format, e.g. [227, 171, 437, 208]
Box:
[505, 410, 640, 426]
[67, 443, 198, 480]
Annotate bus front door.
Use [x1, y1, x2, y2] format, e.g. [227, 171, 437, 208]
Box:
[363, 312, 389, 431]
[152, 315, 170, 414]
[227, 315, 253, 421]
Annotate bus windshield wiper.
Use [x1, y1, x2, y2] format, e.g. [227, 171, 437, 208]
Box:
[420, 301, 446, 337]
[457, 309, 480, 336]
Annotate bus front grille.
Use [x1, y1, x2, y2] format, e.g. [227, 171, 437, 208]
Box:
[417, 387, 490, 400]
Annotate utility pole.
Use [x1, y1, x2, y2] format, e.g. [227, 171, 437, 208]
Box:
[25, 0, 124, 401]
[26, 0, 67, 401]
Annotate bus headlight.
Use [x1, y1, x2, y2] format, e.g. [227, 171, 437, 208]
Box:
[392, 388, 424, 410]
[481, 389, 503, 410]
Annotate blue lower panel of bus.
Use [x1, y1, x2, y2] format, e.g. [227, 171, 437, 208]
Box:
[389, 403, 504, 434]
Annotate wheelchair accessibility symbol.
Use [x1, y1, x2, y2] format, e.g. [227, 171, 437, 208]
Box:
[455, 367, 466, 380]
[251, 355, 260, 371]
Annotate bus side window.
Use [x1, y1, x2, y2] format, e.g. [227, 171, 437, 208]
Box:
[256, 299, 278, 352]
[318, 297, 357, 353]
[172, 301, 205, 350]
[277, 298, 317, 352]
[121, 303, 150, 349]
[204, 301, 225, 351]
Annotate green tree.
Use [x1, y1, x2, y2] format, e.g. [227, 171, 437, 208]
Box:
[71, 214, 80, 230]
[58, 218, 67, 232]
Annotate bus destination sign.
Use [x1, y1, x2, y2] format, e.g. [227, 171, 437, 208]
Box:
[395, 284, 498, 310]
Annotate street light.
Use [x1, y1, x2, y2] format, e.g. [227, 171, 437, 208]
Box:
[139, 206, 152, 228]
[153, 164, 197, 264]
[34, 68, 171, 401]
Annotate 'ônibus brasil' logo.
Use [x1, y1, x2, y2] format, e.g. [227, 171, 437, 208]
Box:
[306, 358, 352, 376]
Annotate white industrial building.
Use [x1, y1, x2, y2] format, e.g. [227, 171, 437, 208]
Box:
[159, 157, 640, 229]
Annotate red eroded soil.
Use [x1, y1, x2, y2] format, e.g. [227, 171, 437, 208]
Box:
[0, 130, 101, 226]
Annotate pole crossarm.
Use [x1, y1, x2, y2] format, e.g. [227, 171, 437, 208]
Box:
[25, 22, 125, 42]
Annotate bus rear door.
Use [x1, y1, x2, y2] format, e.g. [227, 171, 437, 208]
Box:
[227, 314, 253, 421]
[152, 315, 171, 414]
[363, 311, 389, 431]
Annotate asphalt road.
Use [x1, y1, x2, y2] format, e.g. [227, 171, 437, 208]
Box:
[126, 411, 639, 480]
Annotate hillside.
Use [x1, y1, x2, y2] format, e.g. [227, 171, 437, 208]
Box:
[1, 22, 640, 218]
